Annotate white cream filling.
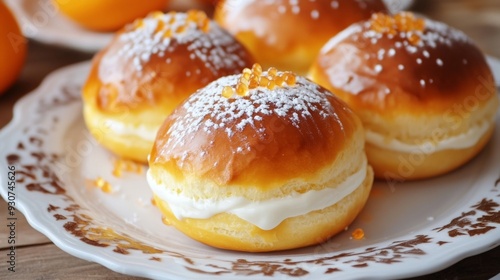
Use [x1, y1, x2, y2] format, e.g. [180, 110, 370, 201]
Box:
[147, 157, 368, 230]
[104, 119, 158, 142]
[365, 119, 493, 153]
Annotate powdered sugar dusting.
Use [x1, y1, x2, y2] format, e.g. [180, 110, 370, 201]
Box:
[166, 74, 335, 149]
[116, 12, 248, 73]
[318, 13, 479, 94]
[321, 13, 472, 89]
[359, 15, 470, 64]
[245, 0, 373, 18]
[311, 10, 319, 19]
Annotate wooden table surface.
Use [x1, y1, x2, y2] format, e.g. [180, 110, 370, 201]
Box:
[1, 0, 499, 279]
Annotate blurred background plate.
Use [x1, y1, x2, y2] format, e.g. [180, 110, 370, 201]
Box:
[384, 0, 414, 13]
[5, 0, 414, 53]
[4, 0, 113, 52]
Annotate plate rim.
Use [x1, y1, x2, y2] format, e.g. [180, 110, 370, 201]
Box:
[4, 0, 112, 52]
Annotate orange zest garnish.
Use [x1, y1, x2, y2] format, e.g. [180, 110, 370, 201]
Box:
[142, 10, 210, 39]
[167, 11, 176, 24]
[222, 86, 234, 98]
[351, 228, 365, 240]
[93, 177, 113, 193]
[370, 12, 425, 45]
[187, 10, 210, 32]
[112, 158, 144, 178]
[221, 63, 296, 98]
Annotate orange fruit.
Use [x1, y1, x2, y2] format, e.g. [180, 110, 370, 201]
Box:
[52, 0, 169, 32]
[0, 1, 27, 94]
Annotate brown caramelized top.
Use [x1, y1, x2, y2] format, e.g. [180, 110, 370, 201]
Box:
[118, 9, 220, 73]
[214, 0, 387, 73]
[312, 12, 495, 114]
[83, 10, 255, 113]
[150, 74, 359, 187]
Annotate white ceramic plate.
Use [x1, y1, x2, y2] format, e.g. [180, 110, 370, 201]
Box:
[5, 0, 414, 53]
[4, 0, 113, 52]
[1, 60, 500, 280]
[3, 0, 204, 52]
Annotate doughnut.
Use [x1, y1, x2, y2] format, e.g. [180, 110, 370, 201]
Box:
[148, 64, 374, 252]
[82, 10, 255, 162]
[214, 0, 387, 75]
[309, 12, 499, 180]
[168, 0, 215, 14]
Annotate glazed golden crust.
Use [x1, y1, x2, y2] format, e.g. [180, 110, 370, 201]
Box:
[309, 13, 497, 116]
[148, 68, 374, 251]
[82, 11, 255, 115]
[149, 75, 360, 188]
[214, 0, 386, 74]
[309, 12, 499, 179]
[81, 11, 254, 162]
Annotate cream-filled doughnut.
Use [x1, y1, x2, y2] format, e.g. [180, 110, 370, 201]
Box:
[309, 12, 499, 180]
[214, 0, 387, 75]
[82, 10, 254, 162]
[148, 64, 373, 252]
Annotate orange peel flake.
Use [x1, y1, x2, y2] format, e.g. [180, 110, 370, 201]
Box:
[148, 10, 211, 37]
[186, 10, 211, 33]
[93, 177, 113, 193]
[112, 158, 143, 178]
[370, 12, 425, 45]
[351, 228, 365, 240]
[222, 86, 234, 98]
[220, 64, 297, 98]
